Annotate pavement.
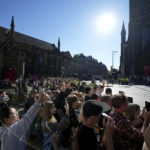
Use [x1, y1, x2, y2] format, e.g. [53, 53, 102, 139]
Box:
[104, 84, 150, 108]
[83, 80, 150, 108]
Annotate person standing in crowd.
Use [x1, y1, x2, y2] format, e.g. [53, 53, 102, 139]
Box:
[91, 93, 101, 102]
[60, 94, 80, 148]
[46, 90, 55, 101]
[77, 100, 115, 150]
[0, 91, 9, 104]
[110, 94, 150, 150]
[54, 84, 67, 121]
[67, 94, 79, 128]
[96, 85, 104, 97]
[85, 87, 94, 101]
[24, 89, 38, 112]
[40, 101, 70, 150]
[79, 82, 86, 93]
[101, 95, 112, 111]
[0, 92, 48, 150]
[125, 103, 144, 129]
[105, 88, 112, 96]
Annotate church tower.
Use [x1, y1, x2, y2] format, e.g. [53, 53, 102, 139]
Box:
[58, 37, 60, 51]
[121, 21, 126, 44]
[10, 16, 15, 38]
[122, 0, 150, 75]
[120, 21, 126, 74]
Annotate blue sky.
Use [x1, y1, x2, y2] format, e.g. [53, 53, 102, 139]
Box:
[0, 0, 129, 70]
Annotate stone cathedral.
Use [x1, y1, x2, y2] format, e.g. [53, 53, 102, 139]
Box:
[120, 0, 150, 76]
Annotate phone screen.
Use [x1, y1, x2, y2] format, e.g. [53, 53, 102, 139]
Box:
[102, 113, 110, 119]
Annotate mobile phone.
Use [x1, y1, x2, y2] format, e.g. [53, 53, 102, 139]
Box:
[102, 113, 110, 119]
[145, 101, 150, 112]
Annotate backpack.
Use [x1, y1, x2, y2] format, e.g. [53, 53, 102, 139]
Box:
[26, 112, 43, 150]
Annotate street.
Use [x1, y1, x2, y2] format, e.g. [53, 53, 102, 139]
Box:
[84, 81, 150, 108]
[105, 84, 150, 108]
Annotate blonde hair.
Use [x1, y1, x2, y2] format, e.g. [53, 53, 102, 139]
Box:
[40, 101, 57, 122]
[79, 106, 88, 123]
[125, 103, 140, 121]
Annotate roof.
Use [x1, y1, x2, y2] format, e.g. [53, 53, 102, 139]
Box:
[62, 51, 72, 58]
[0, 26, 56, 50]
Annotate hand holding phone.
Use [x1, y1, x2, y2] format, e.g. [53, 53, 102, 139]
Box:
[102, 113, 111, 119]
[145, 101, 150, 112]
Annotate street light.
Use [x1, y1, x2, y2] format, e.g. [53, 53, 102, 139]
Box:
[112, 51, 117, 73]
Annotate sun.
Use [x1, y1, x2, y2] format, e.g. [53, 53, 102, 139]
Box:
[96, 13, 117, 34]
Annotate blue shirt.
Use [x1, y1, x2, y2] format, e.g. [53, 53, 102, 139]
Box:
[0, 101, 40, 150]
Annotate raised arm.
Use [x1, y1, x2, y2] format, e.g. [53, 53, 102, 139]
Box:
[8, 92, 48, 138]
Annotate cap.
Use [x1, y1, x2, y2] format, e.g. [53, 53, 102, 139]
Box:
[83, 100, 103, 117]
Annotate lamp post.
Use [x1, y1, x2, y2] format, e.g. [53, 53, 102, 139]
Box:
[112, 51, 117, 73]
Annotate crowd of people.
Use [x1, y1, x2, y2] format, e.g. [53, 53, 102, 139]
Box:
[0, 78, 150, 150]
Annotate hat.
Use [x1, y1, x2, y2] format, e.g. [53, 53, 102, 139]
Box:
[83, 100, 103, 117]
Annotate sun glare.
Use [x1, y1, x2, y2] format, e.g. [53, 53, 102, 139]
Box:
[96, 13, 117, 34]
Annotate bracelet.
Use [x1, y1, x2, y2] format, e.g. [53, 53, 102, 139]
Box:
[139, 116, 144, 122]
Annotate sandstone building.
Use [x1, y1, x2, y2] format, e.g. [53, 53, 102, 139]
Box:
[0, 17, 107, 81]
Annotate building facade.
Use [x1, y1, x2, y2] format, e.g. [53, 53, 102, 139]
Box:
[120, 0, 150, 76]
[72, 54, 108, 79]
[0, 17, 108, 80]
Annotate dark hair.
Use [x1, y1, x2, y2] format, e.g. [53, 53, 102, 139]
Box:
[105, 88, 112, 95]
[67, 94, 78, 106]
[0, 103, 12, 125]
[91, 94, 99, 100]
[101, 95, 111, 103]
[85, 87, 91, 94]
[128, 97, 133, 103]
[111, 94, 127, 108]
